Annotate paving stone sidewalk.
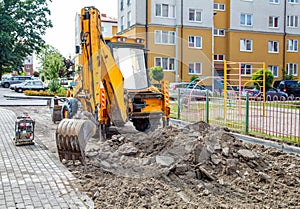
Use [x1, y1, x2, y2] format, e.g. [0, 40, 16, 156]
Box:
[0, 108, 94, 209]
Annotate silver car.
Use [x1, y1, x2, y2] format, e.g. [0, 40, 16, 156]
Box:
[13, 80, 48, 93]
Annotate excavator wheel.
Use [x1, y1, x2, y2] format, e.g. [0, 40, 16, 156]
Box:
[61, 98, 79, 119]
[56, 119, 96, 165]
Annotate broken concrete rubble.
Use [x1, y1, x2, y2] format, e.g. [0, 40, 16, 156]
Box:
[64, 121, 300, 208]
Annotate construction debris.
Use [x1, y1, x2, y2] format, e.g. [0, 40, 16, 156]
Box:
[65, 121, 300, 208]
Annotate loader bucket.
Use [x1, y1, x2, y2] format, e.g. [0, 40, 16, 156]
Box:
[55, 119, 96, 164]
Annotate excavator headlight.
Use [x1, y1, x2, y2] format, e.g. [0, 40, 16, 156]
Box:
[117, 37, 127, 42]
[136, 38, 144, 43]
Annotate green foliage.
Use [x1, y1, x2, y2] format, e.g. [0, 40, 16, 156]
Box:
[252, 69, 274, 91]
[37, 45, 66, 80]
[25, 88, 67, 97]
[0, 0, 52, 79]
[48, 79, 61, 93]
[282, 68, 293, 80]
[150, 66, 164, 83]
[190, 75, 199, 82]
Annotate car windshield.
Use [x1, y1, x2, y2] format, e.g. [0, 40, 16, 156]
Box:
[113, 47, 148, 90]
[286, 81, 300, 88]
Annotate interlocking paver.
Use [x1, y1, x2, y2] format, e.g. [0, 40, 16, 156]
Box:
[0, 108, 94, 208]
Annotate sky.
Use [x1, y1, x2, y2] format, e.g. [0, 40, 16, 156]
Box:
[44, 0, 118, 58]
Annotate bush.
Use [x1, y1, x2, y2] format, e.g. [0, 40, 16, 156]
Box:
[24, 90, 54, 96]
[24, 88, 67, 97]
[150, 66, 164, 83]
[48, 79, 61, 93]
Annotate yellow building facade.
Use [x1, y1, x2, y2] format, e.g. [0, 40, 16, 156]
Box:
[118, 0, 300, 85]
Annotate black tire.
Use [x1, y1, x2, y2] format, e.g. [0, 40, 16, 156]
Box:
[132, 118, 161, 132]
[17, 88, 23, 93]
[3, 83, 9, 88]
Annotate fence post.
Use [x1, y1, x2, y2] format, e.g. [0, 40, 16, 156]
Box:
[206, 90, 209, 123]
[177, 89, 181, 119]
[245, 92, 249, 133]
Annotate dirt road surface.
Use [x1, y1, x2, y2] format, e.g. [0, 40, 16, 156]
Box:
[6, 106, 300, 208]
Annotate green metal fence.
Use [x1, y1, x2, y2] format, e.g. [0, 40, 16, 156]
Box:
[171, 92, 300, 145]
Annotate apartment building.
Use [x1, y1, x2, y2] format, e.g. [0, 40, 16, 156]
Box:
[118, 0, 300, 84]
[23, 55, 34, 75]
[101, 13, 118, 37]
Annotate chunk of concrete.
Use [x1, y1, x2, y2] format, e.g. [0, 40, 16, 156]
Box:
[156, 155, 175, 167]
[237, 149, 258, 160]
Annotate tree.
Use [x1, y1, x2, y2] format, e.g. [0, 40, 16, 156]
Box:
[37, 45, 65, 81]
[282, 68, 293, 80]
[252, 69, 274, 91]
[150, 66, 164, 83]
[190, 75, 198, 82]
[0, 0, 52, 80]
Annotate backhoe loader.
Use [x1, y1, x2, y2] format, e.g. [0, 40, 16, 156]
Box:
[53, 6, 170, 164]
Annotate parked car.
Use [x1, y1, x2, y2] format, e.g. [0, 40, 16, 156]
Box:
[13, 80, 48, 93]
[277, 80, 300, 99]
[169, 82, 190, 100]
[242, 88, 288, 101]
[0, 76, 33, 88]
[169, 82, 212, 100]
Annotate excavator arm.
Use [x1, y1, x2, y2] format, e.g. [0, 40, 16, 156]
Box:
[74, 7, 127, 125]
[56, 7, 127, 164]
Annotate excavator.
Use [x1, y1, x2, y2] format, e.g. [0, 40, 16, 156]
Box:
[52, 6, 170, 164]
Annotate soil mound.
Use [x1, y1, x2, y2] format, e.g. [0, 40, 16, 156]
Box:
[67, 122, 300, 208]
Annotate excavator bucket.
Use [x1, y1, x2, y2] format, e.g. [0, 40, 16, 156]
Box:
[55, 119, 96, 164]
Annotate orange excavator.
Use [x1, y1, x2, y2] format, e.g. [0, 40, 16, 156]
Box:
[52, 7, 170, 164]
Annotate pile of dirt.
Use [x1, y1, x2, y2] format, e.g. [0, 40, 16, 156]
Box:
[66, 121, 300, 208]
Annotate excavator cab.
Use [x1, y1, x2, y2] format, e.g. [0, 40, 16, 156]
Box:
[105, 37, 150, 90]
[105, 36, 170, 132]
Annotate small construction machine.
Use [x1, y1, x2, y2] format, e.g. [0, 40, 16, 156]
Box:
[13, 114, 35, 146]
[53, 6, 170, 164]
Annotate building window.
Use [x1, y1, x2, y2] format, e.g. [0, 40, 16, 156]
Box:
[240, 39, 253, 52]
[188, 36, 202, 48]
[26, 65, 30, 69]
[241, 64, 252, 75]
[121, 16, 124, 31]
[120, 0, 124, 11]
[155, 57, 175, 71]
[269, 16, 279, 28]
[189, 9, 202, 22]
[155, 30, 175, 45]
[269, 0, 280, 3]
[287, 63, 298, 76]
[268, 41, 279, 53]
[127, 11, 131, 28]
[188, 62, 202, 74]
[240, 13, 252, 26]
[287, 39, 298, 52]
[268, 65, 279, 77]
[214, 29, 225, 36]
[288, 0, 299, 3]
[213, 3, 225, 11]
[127, 0, 131, 5]
[214, 54, 225, 61]
[155, 4, 175, 18]
[287, 16, 299, 27]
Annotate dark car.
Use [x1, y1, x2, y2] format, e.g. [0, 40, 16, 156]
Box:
[243, 88, 288, 101]
[277, 80, 300, 99]
[169, 82, 212, 100]
[0, 76, 33, 88]
[13, 80, 48, 93]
